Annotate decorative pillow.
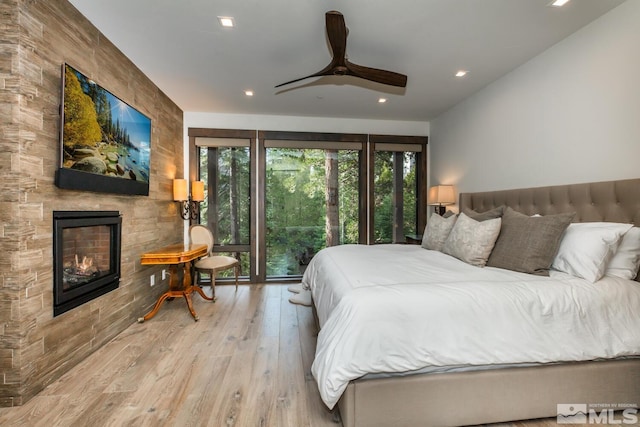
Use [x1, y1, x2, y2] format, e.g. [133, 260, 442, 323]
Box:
[551, 222, 633, 282]
[487, 207, 575, 275]
[604, 227, 640, 280]
[462, 205, 505, 222]
[422, 212, 457, 251]
[442, 213, 501, 267]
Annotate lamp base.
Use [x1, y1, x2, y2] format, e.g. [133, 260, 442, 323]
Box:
[179, 200, 200, 220]
[436, 205, 446, 216]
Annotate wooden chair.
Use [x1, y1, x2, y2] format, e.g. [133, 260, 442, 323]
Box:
[189, 224, 240, 300]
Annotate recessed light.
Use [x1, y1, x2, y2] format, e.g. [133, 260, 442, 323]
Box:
[455, 70, 468, 78]
[218, 16, 235, 27]
[549, 0, 570, 7]
[378, 98, 387, 103]
[244, 90, 254, 97]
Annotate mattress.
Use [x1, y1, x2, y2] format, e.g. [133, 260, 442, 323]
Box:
[302, 244, 640, 409]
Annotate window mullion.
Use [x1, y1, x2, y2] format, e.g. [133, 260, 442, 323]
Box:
[393, 151, 404, 243]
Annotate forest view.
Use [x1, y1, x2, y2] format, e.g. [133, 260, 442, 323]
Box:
[265, 148, 359, 276]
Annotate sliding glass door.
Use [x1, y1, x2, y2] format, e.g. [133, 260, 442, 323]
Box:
[190, 128, 426, 283]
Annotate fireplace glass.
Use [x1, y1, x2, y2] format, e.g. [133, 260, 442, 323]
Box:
[53, 211, 121, 316]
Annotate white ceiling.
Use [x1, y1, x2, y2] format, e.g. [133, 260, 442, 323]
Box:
[68, 0, 625, 122]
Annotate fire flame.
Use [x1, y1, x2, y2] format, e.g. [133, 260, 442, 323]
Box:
[74, 254, 95, 274]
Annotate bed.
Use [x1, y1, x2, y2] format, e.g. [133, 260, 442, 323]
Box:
[302, 178, 640, 427]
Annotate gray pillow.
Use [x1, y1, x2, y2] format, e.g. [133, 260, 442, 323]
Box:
[487, 207, 575, 275]
[462, 205, 505, 222]
[422, 212, 457, 251]
[442, 213, 502, 267]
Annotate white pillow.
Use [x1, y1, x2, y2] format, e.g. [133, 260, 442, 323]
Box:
[422, 212, 457, 251]
[442, 213, 501, 267]
[551, 222, 633, 282]
[605, 227, 640, 280]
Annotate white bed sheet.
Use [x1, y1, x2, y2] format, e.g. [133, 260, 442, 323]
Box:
[302, 244, 640, 409]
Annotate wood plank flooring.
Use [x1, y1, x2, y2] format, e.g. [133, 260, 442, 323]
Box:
[0, 284, 610, 427]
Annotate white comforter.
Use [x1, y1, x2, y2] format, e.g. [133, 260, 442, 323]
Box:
[303, 244, 640, 409]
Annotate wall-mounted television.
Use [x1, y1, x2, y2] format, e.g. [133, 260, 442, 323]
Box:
[56, 63, 151, 196]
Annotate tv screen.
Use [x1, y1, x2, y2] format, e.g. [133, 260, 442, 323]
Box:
[56, 63, 151, 196]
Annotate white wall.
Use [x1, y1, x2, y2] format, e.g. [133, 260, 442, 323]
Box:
[430, 0, 640, 198]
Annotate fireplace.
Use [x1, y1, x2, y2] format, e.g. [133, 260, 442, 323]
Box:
[53, 211, 122, 316]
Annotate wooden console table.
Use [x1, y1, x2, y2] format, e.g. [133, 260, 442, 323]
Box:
[138, 243, 209, 322]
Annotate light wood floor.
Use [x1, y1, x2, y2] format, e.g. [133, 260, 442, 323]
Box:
[0, 284, 607, 427]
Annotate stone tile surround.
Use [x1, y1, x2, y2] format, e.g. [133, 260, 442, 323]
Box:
[0, 0, 184, 406]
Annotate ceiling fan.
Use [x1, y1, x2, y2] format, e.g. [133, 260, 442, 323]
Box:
[275, 11, 407, 88]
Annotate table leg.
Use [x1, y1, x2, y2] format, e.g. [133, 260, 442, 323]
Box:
[138, 262, 202, 323]
[182, 260, 200, 321]
[193, 284, 215, 302]
[183, 261, 193, 291]
[183, 289, 199, 321]
[138, 291, 175, 323]
[168, 264, 180, 291]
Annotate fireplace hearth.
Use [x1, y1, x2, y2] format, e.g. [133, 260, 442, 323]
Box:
[53, 211, 122, 316]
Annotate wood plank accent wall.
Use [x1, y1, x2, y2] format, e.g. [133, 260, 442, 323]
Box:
[0, 0, 184, 406]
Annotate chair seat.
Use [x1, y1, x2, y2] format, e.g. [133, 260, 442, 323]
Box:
[189, 225, 240, 299]
[194, 255, 239, 271]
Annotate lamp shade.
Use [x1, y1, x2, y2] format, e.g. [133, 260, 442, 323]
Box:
[191, 181, 205, 202]
[428, 185, 455, 205]
[173, 179, 188, 201]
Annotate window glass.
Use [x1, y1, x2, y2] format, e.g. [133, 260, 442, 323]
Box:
[199, 146, 251, 276]
[373, 150, 418, 243]
[265, 148, 359, 277]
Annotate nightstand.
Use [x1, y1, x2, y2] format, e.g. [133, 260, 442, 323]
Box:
[404, 234, 423, 245]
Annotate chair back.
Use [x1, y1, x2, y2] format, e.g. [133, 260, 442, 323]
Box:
[189, 224, 214, 255]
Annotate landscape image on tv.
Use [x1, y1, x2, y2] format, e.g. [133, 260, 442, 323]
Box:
[61, 64, 151, 185]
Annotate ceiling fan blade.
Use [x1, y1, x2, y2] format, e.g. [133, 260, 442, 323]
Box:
[274, 74, 319, 88]
[325, 11, 347, 63]
[346, 61, 408, 88]
[274, 63, 334, 88]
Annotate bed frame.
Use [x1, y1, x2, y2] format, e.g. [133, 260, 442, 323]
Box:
[333, 178, 640, 427]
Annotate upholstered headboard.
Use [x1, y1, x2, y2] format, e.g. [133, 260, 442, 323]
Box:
[459, 178, 640, 281]
[459, 178, 640, 227]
